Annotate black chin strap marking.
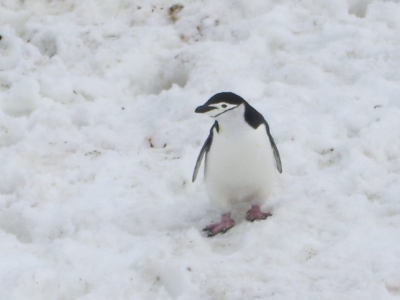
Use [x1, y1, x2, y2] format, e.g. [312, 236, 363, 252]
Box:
[211, 105, 239, 118]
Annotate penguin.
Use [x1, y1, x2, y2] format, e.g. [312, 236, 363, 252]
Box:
[193, 92, 282, 237]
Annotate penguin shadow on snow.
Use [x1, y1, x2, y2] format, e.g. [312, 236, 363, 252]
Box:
[201, 203, 278, 254]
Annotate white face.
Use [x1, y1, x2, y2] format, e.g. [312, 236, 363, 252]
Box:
[205, 102, 240, 118]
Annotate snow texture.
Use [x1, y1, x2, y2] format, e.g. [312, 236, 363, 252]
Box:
[1, 0, 400, 299]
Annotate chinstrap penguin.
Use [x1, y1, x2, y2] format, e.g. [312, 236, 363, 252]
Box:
[193, 92, 282, 237]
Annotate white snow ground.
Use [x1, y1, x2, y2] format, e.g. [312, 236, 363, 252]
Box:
[1, 0, 400, 299]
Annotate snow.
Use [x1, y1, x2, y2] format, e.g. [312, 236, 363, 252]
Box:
[0, 0, 400, 299]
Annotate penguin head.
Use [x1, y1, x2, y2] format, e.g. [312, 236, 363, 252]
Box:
[195, 92, 245, 118]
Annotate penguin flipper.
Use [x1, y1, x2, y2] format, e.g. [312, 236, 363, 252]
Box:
[192, 122, 217, 182]
[263, 121, 282, 174]
[192, 135, 211, 182]
[270, 138, 282, 173]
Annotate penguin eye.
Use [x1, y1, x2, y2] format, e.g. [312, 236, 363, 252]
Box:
[221, 104, 227, 108]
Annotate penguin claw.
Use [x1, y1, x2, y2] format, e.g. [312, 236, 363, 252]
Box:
[205, 225, 232, 237]
[246, 205, 272, 222]
[203, 213, 235, 237]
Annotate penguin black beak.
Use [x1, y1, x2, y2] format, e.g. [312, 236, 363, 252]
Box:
[195, 105, 216, 114]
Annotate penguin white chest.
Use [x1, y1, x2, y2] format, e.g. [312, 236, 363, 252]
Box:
[204, 122, 276, 209]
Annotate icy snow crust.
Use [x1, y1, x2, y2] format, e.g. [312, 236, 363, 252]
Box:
[1, 0, 400, 299]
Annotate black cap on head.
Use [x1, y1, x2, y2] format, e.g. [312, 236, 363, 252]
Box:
[195, 92, 246, 114]
[205, 92, 245, 106]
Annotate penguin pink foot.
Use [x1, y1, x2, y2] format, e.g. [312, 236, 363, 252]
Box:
[246, 205, 272, 222]
[203, 213, 235, 237]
